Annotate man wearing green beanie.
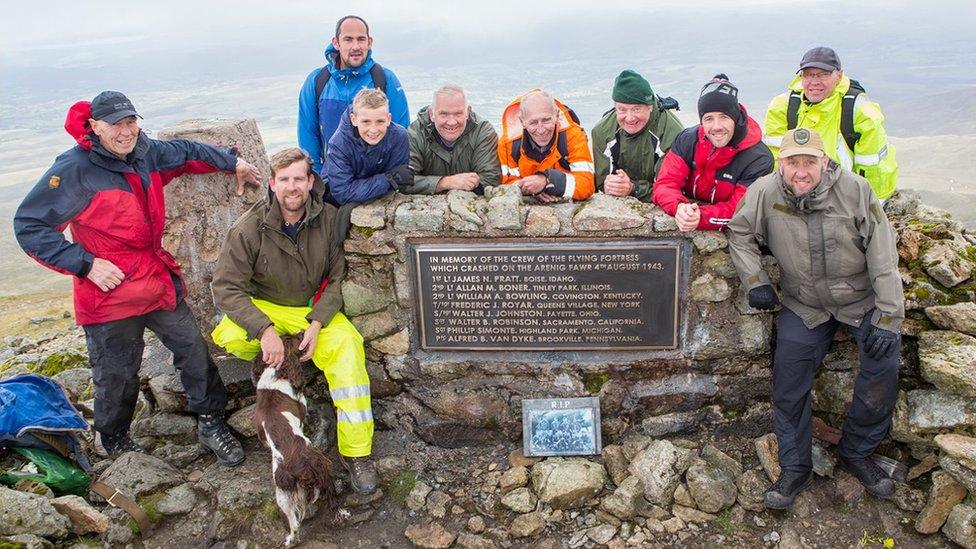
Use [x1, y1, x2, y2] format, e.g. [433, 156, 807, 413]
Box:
[591, 69, 684, 202]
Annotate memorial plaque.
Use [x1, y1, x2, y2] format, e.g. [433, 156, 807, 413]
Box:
[412, 240, 680, 350]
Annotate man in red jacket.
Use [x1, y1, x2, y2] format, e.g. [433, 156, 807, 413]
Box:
[14, 91, 261, 465]
[652, 75, 773, 231]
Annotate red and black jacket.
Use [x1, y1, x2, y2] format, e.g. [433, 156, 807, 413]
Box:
[652, 104, 773, 230]
[14, 101, 238, 325]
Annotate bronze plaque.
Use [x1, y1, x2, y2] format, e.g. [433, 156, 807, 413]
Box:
[412, 240, 680, 351]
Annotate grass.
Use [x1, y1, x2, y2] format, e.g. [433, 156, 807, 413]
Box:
[0, 290, 73, 340]
[385, 469, 418, 505]
[715, 509, 738, 535]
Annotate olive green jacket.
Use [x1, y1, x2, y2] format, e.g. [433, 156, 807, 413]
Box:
[727, 162, 904, 331]
[590, 107, 684, 202]
[405, 106, 501, 194]
[212, 179, 344, 339]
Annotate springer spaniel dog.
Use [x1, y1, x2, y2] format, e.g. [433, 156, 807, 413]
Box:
[252, 335, 348, 546]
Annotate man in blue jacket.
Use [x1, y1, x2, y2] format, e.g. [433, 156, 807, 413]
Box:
[298, 15, 410, 174]
[324, 88, 411, 206]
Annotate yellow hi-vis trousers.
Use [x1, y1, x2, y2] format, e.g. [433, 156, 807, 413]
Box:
[211, 299, 373, 457]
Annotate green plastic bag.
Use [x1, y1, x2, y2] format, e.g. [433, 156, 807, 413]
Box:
[0, 447, 91, 496]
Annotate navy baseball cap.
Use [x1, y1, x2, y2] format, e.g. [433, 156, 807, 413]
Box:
[90, 91, 142, 123]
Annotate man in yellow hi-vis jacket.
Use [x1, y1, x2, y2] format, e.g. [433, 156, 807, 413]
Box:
[210, 147, 377, 494]
[764, 47, 898, 200]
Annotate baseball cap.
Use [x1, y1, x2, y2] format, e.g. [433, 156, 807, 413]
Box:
[779, 128, 825, 158]
[798, 47, 842, 72]
[90, 91, 142, 124]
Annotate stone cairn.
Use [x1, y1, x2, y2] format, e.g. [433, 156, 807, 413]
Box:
[3, 120, 976, 547]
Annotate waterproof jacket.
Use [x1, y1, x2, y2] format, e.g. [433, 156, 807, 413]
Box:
[764, 74, 898, 199]
[590, 106, 684, 202]
[497, 93, 595, 201]
[405, 105, 501, 194]
[298, 45, 409, 173]
[652, 105, 773, 230]
[323, 106, 409, 206]
[211, 177, 344, 340]
[14, 101, 237, 326]
[727, 162, 904, 332]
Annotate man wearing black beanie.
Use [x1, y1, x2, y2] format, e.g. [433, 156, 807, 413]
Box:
[652, 75, 773, 231]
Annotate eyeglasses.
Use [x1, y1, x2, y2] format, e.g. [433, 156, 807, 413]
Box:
[801, 70, 837, 82]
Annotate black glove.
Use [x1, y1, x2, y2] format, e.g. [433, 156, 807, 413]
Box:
[386, 165, 414, 190]
[861, 312, 900, 360]
[747, 285, 780, 311]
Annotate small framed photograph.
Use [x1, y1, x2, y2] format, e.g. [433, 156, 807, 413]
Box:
[522, 397, 602, 457]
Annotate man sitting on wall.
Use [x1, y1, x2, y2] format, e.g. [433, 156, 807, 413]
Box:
[211, 147, 378, 494]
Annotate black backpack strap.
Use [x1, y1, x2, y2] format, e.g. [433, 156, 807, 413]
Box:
[370, 63, 387, 93]
[511, 138, 522, 165]
[841, 79, 865, 152]
[786, 90, 802, 130]
[315, 63, 387, 103]
[556, 132, 571, 171]
[314, 66, 332, 103]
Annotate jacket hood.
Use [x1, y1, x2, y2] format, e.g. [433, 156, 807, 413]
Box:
[324, 43, 376, 77]
[65, 101, 95, 151]
[780, 159, 842, 212]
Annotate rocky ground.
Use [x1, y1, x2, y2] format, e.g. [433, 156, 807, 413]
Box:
[3, 191, 976, 548]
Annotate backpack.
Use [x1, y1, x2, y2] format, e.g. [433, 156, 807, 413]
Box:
[314, 63, 387, 102]
[0, 374, 152, 534]
[786, 79, 865, 153]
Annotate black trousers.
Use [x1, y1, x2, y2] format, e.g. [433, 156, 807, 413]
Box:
[83, 299, 227, 437]
[773, 307, 899, 473]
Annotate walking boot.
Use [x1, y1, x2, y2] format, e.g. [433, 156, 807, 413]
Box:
[764, 469, 812, 509]
[838, 455, 895, 498]
[340, 455, 379, 494]
[198, 413, 245, 466]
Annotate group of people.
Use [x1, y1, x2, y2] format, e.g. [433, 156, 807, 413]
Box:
[13, 13, 904, 509]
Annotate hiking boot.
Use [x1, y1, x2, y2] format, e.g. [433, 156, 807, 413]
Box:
[100, 432, 148, 458]
[198, 413, 244, 467]
[340, 456, 378, 494]
[838, 455, 895, 498]
[764, 469, 812, 510]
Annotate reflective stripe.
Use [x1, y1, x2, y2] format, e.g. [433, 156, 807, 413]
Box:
[836, 137, 853, 170]
[569, 161, 594, 173]
[854, 145, 887, 166]
[563, 173, 576, 199]
[764, 135, 784, 147]
[337, 409, 374, 424]
[331, 384, 371, 401]
[501, 165, 521, 177]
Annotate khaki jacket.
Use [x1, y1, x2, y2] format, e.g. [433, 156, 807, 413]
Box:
[406, 106, 501, 194]
[727, 162, 904, 331]
[212, 180, 344, 339]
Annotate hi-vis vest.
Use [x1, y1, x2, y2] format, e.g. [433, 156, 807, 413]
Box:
[763, 74, 898, 199]
[497, 91, 595, 201]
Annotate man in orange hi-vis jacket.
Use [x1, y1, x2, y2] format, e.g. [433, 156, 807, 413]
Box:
[498, 89, 595, 202]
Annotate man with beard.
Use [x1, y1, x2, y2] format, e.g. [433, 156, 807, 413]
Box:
[405, 84, 500, 194]
[298, 15, 409, 174]
[652, 75, 773, 231]
[727, 128, 903, 509]
[591, 70, 684, 202]
[211, 147, 378, 494]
